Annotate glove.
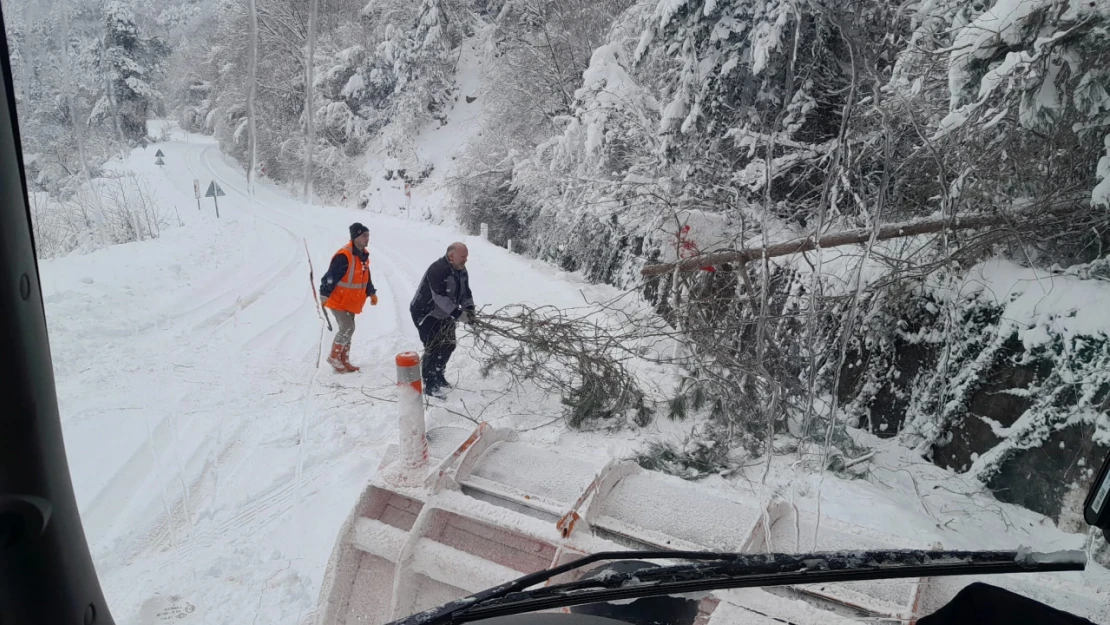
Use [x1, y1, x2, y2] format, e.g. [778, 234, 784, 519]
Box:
[451, 307, 464, 321]
[320, 296, 328, 306]
[370, 294, 379, 306]
[459, 310, 473, 324]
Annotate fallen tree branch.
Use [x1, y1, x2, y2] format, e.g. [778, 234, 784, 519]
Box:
[467, 305, 654, 428]
[641, 203, 1083, 276]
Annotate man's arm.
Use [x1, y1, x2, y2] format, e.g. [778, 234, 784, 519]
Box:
[461, 271, 475, 312]
[427, 262, 463, 318]
[320, 254, 349, 299]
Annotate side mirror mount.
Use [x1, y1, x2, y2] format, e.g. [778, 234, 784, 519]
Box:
[1084, 446, 1110, 541]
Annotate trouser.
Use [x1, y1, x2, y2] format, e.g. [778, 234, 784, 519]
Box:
[411, 309, 456, 389]
[917, 582, 1095, 625]
[332, 310, 356, 345]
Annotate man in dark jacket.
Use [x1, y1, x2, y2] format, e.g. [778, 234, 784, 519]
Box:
[319, 222, 378, 372]
[410, 242, 475, 396]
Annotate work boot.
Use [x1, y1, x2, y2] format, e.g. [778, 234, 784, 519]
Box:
[327, 342, 347, 373]
[340, 344, 360, 372]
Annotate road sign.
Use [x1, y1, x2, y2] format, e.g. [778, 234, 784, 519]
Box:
[205, 181, 225, 197]
[155, 149, 165, 157]
[193, 179, 201, 199]
[205, 181, 225, 219]
[155, 156, 165, 166]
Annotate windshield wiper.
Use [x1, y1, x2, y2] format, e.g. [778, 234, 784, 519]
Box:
[385, 548, 1086, 625]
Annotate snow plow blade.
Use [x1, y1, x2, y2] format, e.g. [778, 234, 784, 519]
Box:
[313, 424, 1093, 625]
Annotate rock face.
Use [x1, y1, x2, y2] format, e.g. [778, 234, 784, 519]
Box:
[840, 330, 1107, 523]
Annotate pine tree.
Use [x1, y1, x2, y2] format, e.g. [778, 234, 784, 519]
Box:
[90, 0, 167, 145]
[411, 0, 454, 123]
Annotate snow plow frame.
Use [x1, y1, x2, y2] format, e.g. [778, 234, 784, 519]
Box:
[313, 421, 983, 625]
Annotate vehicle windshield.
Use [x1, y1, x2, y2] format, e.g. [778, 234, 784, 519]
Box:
[2, 0, 1108, 624]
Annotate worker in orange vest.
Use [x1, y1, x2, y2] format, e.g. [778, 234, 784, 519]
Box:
[320, 223, 378, 372]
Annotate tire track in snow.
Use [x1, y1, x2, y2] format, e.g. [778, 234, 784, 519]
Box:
[80, 413, 183, 550]
[103, 143, 327, 573]
[134, 430, 376, 562]
[101, 134, 435, 610]
[168, 145, 305, 336]
[133, 141, 372, 567]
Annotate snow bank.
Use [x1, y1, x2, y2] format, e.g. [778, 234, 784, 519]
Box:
[937, 258, 1110, 350]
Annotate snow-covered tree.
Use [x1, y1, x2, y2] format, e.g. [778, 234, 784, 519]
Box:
[89, 0, 168, 144]
[452, 0, 635, 248]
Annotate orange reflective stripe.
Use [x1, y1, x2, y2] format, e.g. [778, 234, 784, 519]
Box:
[338, 245, 368, 288]
[344, 245, 357, 283]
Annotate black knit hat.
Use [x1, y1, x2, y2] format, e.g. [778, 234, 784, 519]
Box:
[349, 222, 369, 240]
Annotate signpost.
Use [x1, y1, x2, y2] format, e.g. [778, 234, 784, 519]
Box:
[205, 181, 225, 218]
[193, 179, 201, 211]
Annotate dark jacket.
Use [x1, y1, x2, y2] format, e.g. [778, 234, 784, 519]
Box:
[410, 256, 474, 323]
[320, 243, 377, 299]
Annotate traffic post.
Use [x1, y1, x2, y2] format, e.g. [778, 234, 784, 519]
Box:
[381, 351, 429, 487]
[193, 179, 201, 211]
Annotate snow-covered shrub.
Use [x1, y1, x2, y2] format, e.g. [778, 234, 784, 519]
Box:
[28, 172, 172, 258]
[96, 172, 169, 245]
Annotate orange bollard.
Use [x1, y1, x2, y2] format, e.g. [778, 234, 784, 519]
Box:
[396, 352, 428, 470]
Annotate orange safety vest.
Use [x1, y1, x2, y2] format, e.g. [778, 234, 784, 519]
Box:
[324, 244, 371, 314]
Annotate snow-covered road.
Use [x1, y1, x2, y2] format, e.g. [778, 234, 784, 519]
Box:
[41, 129, 623, 625]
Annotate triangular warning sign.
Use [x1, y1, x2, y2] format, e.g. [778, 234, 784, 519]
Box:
[155, 157, 165, 166]
[204, 181, 225, 197]
[155, 149, 165, 157]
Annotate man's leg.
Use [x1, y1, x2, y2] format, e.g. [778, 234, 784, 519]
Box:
[423, 318, 456, 392]
[435, 321, 457, 386]
[339, 311, 359, 372]
[329, 311, 356, 372]
[413, 311, 443, 391]
[918, 582, 1095, 625]
[334, 310, 356, 345]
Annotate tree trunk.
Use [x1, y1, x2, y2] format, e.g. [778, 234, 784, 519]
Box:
[101, 40, 126, 154]
[302, 0, 319, 206]
[59, 4, 92, 188]
[247, 0, 259, 196]
[640, 207, 1070, 276]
